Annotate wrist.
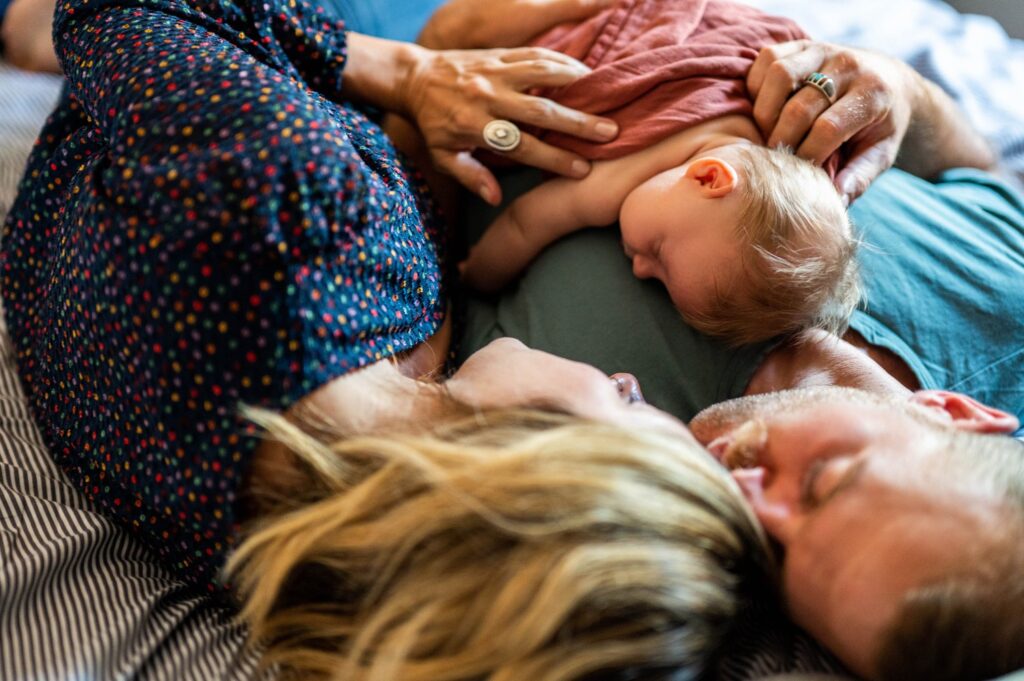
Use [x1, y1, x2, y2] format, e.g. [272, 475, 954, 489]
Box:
[901, 63, 931, 125]
[343, 32, 427, 115]
[899, 64, 996, 176]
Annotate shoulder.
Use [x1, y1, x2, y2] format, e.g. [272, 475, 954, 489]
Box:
[846, 168, 1024, 413]
[745, 329, 913, 396]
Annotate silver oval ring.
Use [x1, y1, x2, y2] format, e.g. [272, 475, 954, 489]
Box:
[482, 119, 522, 153]
[802, 71, 837, 103]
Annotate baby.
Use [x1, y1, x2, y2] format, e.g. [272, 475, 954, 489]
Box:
[460, 0, 859, 345]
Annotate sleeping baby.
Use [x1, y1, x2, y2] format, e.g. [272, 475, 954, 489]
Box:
[460, 0, 860, 345]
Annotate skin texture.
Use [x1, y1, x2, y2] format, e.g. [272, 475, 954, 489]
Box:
[745, 329, 915, 398]
[460, 115, 762, 293]
[619, 151, 745, 318]
[445, 338, 692, 439]
[252, 338, 694, 494]
[747, 40, 995, 202]
[1, 0, 60, 73]
[342, 32, 620, 204]
[689, 386, 1019, 678]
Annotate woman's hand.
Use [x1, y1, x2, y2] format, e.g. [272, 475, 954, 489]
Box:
[746, 41, 918, 203]
[419, 0, 613, 50]
[401, 45, 619, 205]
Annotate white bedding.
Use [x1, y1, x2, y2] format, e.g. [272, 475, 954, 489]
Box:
[2, 1, 1024, 679]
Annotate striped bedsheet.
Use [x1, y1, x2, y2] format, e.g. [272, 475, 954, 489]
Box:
[0, 307, 266, 679]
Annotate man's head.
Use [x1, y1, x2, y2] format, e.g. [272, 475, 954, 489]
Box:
[690, 386, 1024, 681]
[620, 143, 859, 345]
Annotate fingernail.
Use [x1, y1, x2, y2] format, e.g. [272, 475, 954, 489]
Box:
[571, 159, 591, 177]
[595, 121, 618, 139]
[479, 184, 495, 205]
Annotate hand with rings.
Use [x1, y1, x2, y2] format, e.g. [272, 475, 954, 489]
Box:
[400, 46, 619, 205]
[746, 40, 917, 203]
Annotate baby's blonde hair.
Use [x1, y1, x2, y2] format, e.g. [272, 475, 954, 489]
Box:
[228, 408, 773, 681]
[689, 145, 860, 345]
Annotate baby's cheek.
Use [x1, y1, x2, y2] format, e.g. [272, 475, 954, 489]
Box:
[662, 260, 712, 318]
[619, 183, 667, 248]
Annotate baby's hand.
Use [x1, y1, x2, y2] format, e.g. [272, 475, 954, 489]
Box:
[459, 174, 607, 292]
[459, 203, 535, 293]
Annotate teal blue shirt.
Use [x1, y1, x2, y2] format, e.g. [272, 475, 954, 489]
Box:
[460, 168, 1024, 426]
[849, 168, 1024, 424]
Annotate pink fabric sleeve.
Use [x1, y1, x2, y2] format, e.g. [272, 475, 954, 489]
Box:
[531, 0, 809, 160]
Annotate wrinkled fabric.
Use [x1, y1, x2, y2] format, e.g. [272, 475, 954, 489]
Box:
[1, 0, 446, 590]
[533, 0, 805, 159]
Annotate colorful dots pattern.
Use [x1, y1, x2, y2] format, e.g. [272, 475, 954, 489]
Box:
[1, 0, 446, 591]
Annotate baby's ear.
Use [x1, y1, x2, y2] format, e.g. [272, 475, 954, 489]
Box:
[684, 158, 738, 197]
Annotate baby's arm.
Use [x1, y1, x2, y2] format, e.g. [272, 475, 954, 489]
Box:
[461, 147, 677, 292]
[459, 174, 620, 293]
[461, 127, 702, 292]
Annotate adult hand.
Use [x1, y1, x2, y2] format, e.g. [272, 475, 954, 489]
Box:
[402, 46, 619, 205]
[746, 41, 918, 203]
[419, 0, 613, 50]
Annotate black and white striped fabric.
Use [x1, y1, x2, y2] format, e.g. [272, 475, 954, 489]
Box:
[0, 309, 266, 679]
[0, 65, 60, 218]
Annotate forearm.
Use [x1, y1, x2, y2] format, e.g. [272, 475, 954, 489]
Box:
[461, 179, 592, 292]
[897, 69, 996, 178]
[1, 0, 59, 73]
[342, 33, 425, 114]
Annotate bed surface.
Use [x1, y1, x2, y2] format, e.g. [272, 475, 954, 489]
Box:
[2, 0, 1024, 678]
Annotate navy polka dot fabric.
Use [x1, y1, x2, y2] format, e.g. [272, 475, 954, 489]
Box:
[1, 0, 446, 590]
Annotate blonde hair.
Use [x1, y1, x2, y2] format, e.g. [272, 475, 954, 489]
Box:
[689, 145, 860, 346]
[227, 409, 773, 681]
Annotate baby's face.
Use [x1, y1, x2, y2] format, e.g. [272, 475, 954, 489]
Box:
[619, 164, 746, 318]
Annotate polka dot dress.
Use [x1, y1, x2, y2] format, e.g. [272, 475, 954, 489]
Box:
[1, 0, 446, 591]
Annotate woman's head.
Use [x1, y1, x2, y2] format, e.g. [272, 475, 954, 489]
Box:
[229, 408, 773, 681]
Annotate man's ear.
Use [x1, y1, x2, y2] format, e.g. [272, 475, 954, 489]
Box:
[684, 157, 738, 198]
[909, 390, 1020, 434]
[731, 467, 800, 545]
